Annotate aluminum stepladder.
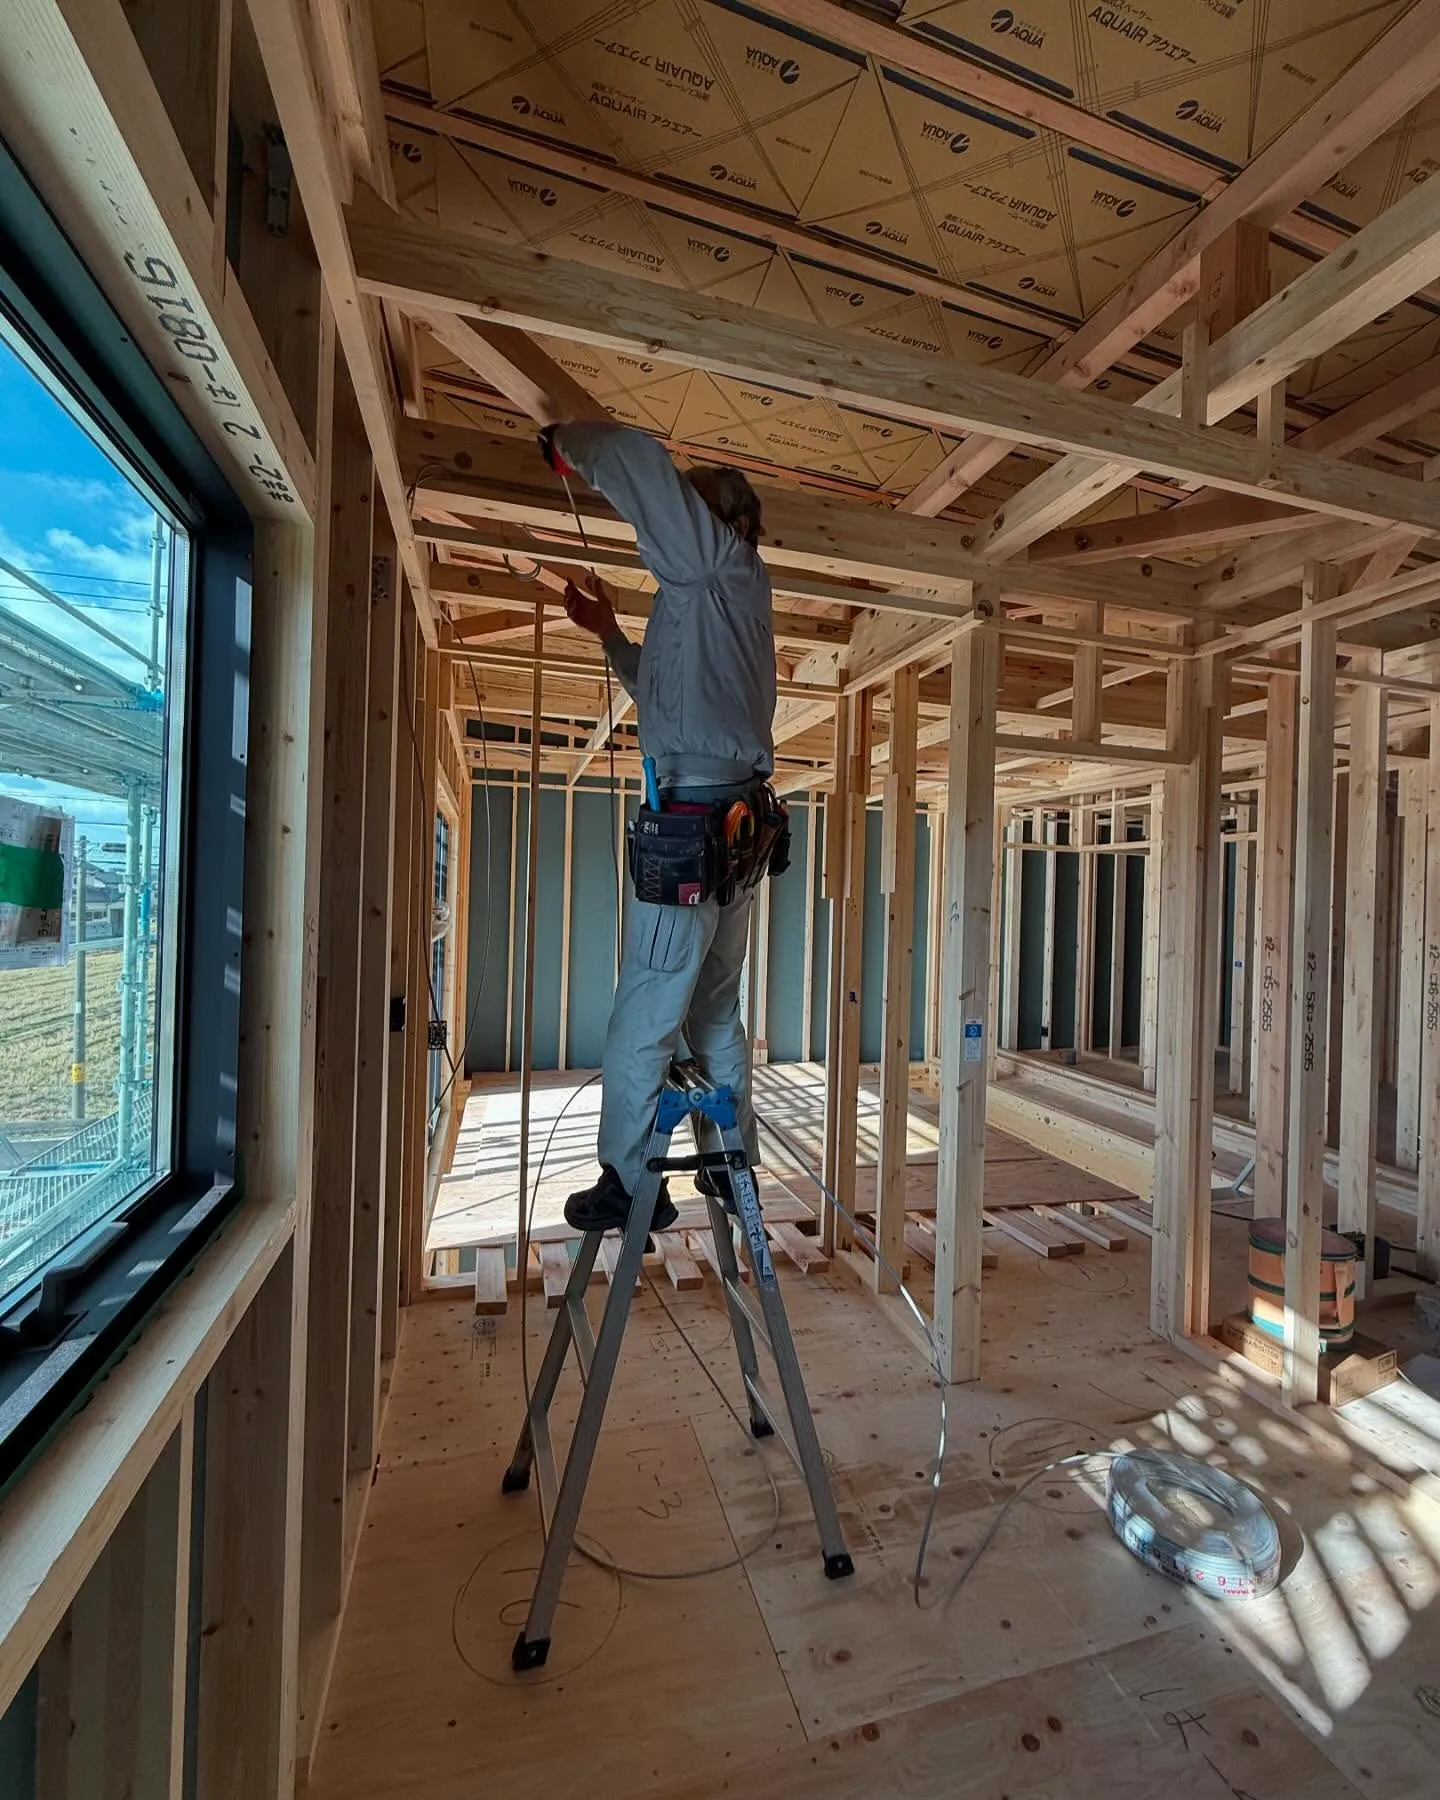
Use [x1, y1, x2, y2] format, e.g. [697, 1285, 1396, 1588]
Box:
[502, 1059, 853, 1670]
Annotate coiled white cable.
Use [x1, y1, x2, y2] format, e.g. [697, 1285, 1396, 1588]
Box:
[1107, 1450, 1281, 1599]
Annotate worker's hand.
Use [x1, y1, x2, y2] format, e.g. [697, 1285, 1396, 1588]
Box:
[563, 577, 618, 641]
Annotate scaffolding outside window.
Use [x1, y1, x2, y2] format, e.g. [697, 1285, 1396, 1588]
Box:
[0, 320, 185, 1308]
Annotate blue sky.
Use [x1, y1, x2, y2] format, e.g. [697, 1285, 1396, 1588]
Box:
[0, 327, 171, 848]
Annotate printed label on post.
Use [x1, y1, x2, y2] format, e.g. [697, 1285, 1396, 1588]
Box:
[963, 1019, 983, 1062]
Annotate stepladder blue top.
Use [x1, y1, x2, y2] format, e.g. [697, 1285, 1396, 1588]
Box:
[501, 1059, 853, 1672]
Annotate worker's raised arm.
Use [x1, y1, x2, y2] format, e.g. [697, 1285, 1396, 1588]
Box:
[545, 421, 741, 586]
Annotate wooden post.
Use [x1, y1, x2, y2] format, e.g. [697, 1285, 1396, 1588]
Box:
[400, 644, 437, 1303]
[1140, 782, 1163, 1092]
[1228, 797, 1255, 1098]
[1396, 765, 1426, 1169]
[801, 799, 818, 1060]
[1419, 697, 1440, 1276]
[1253, 674, 1298, 1215]
[1338, 661, 1387, 1296]
[557, 786, 574, 1069]
[1074, 796, 1095, 1053]
[1283, 565, 1339, 1406]
[299, 363, 372, 1706]
[934, 623, 998, 1384]
[1107, 793, 1128, 1057]
[832, 689, 872, 1254]
[1152, 651, 1226, 1342]
[821, 701, 850, 1251]
[347, 518, 400, 1483]
[926, 804, 946, 1066]
[876, 665, 920, 1294]
[504, 782, 518, 1071]
[1039, 812, 1057, 1050]
[380, 598, 417, 1362]
[1000, 811, 1022, 1053]
[515, 608, 545, 1271]
[1327, 770, 1350, 1147]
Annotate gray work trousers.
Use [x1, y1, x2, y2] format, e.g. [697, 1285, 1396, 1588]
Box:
[597, 887, 759, 1194]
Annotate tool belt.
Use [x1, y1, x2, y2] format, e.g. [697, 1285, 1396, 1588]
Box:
[627, 783, 790, 907]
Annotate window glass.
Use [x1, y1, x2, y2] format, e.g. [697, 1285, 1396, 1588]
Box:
[0, 322, 185, 1305]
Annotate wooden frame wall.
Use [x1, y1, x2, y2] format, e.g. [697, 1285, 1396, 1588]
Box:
[0, 4, 447, 1793]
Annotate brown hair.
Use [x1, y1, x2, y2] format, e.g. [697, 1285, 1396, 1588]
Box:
[687, 463, 763, 547]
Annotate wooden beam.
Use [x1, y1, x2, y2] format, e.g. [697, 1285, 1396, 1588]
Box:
[1338, 656, 1387, 1296]
[933, 623, 998, 1383]
[403, 417, 1204, 623]
[980, 175, 1440, 557]
[1253, 675, 1297, 1215]
[245, 0, 434, 635]
[351, 219, 1440, 537]
[895, 0, 1440, 515]
[1030, 497, 1307, 565]
[1283, 566, 1339, 1406]
[311, 0, 395, 205]
[1297, 354, 1440, 458]
[416, 307, 608, 424]
[875, 666, 919, 1297]
[1151, 650, 1225, 1342]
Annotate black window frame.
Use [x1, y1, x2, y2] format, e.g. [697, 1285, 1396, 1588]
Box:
[0, 131, 251, 1489]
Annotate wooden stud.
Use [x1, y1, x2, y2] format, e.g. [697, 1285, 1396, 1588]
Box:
[1039, 814, 1057, 1051]
[516, 609, 545, 1279]
[1283, 564, 1339, 1406]
[1419, 698, 1440, 1276]
[1152, 649, 1226, 1342]
[1338, 656, 1387, 1295]
[1396, 765, 1426, 1169]
[1000, 811, 1022, 1053]
[1074, 798, 1096, 1054]
[1227, 798, 1255, 1098]
[1253, 675, 1298, 1214]
[380, 598, 417, 1364]
[934, 622, 999, 1383]
[1107, 793, 1128, 1057]
[875, 666, 920, 1295]
[557, 786, 574, 1070]
[829, 690, 872, 1254]
[801, 800, 818, 1060]
[299, 363, 372, 1718]
[926, 805, 947, 1065]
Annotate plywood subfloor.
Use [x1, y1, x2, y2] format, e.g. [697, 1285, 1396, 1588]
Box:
[314, 1195, 1440, 1800]
[428, 1063, 1133, 1253]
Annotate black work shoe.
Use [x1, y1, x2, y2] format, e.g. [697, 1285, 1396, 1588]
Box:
[564, 1164, 677, 1234]
[695, 1164, 738, 1215]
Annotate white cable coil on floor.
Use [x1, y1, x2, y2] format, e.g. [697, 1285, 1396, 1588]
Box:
[1107, 1450, 1281, 1600]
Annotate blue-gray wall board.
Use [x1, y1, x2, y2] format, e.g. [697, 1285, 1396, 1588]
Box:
[465, 783, 932, 1075]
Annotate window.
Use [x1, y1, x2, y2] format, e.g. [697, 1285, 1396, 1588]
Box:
[0, 328, 186, 1305]
[0, 133, 250, 1480]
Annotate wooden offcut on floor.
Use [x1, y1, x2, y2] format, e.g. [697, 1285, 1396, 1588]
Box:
[314, 1134, 1440, 1800]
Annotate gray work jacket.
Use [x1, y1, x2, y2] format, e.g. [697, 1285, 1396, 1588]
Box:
[553, 422, 776, 790]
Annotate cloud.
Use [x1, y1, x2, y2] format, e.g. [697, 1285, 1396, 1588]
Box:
[42, 526, 154, 587]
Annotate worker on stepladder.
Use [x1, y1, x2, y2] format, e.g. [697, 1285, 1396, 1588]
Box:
[537, 418, 789, 1235]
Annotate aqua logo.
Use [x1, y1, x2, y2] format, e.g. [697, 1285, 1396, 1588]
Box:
[746, 44, 800, 82]
[512, 94, 567, 125]
[921, 120, 972, 153]
[708, 163, 757, 191]
[1093, 189, 1137, 217]
[508, 176, 559, 206]
[990, 7, 1046, 45]
[825, 282, 866, 308]
[1175, 98, 1223, 133]
[865, 219, 910, 245]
